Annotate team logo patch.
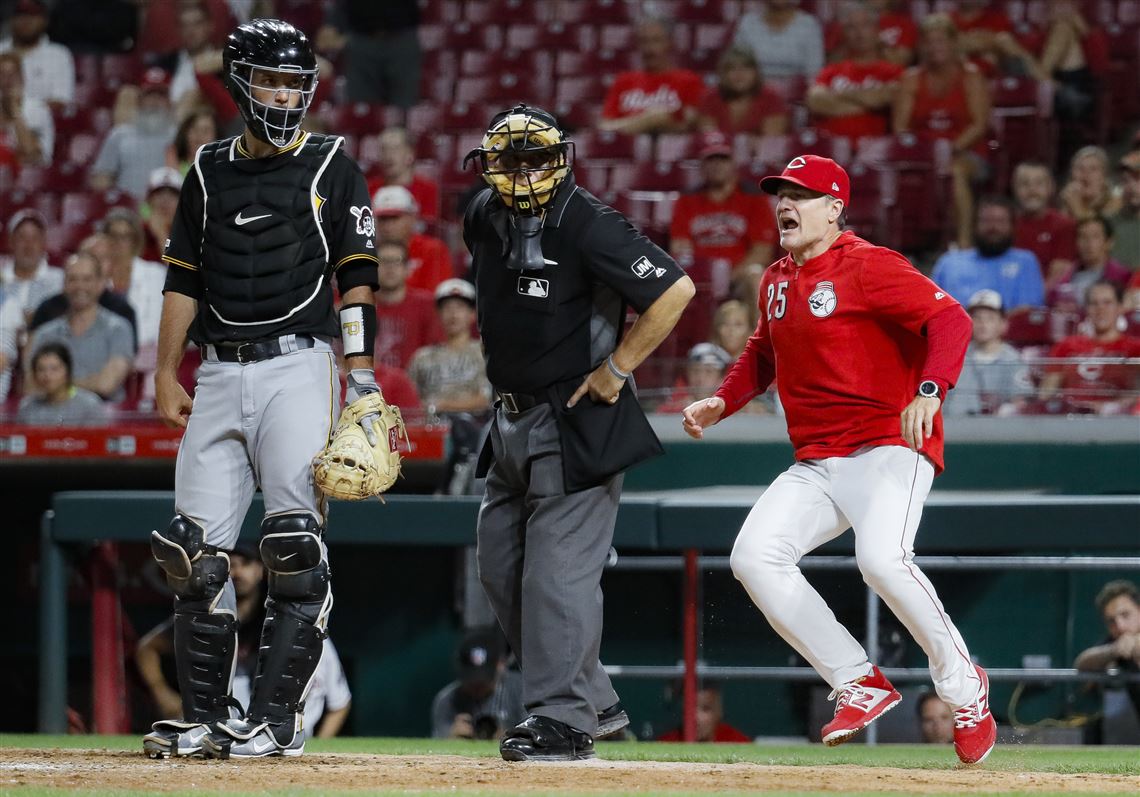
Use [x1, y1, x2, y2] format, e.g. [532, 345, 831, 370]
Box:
[787, 156, 807, 169]
[518, 276, 549, 298]
[631, 256, 665, 279]
[808, 281, 838, 318]
[350, 205, 375, 238]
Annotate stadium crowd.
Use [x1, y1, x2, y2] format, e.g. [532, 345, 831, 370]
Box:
[0, 0, 1138, 426]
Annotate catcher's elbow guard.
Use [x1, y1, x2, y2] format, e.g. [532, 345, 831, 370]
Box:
[339, 303, 376, 358]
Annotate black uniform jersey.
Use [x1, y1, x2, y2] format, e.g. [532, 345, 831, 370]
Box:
[163, 132, 378, 345]
[464, 176, 685, 393]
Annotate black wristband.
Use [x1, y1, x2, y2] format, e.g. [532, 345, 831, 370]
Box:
[339, 303, 376, 358]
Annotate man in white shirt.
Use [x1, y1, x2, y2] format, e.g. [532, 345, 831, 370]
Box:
[1, 209, 62, 322]
[0, 0, 75, 109]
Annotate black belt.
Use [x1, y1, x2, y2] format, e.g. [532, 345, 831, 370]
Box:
[212, 335, 316, 364]
[497, 390, 548, 414]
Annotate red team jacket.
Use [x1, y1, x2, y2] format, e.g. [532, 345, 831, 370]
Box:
[715, 232, 970, 473]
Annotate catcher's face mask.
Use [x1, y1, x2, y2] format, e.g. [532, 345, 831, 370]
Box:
[465, 104, 573, 216]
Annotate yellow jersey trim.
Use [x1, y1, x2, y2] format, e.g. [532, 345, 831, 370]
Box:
[162, 255, 199, 271]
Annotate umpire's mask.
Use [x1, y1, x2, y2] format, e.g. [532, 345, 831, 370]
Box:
[464, 104, 573, 270]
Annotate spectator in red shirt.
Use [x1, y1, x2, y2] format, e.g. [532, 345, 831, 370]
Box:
[599, 17, 704, 135]
[658, 683, 751, 743]
[372, 363, 420, 413]
[1038, 281, 1140, 414]
[366, 128, 440, 225]
[808, 2, 904, 142]
[670, 132, 777, 300]
[951, 0, 1042, 78]
[373, 238, 443, 370]
[373, 185, 453, 293]
[893, 14, 992, 249]
[1012, 161, 1076, 292]
[826, 0, 918, 67]
[696, 46, 788, 138]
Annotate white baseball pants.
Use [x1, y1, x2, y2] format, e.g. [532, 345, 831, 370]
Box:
[730, 445, 982, 708]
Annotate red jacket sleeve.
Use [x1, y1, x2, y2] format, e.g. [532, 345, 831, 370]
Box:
[921, 304, 972, 393]
[715, 309, 776, 417]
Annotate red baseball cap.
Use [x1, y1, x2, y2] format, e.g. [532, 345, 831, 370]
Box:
[697, 130, 733, 160]
[760, 154, 850, 206]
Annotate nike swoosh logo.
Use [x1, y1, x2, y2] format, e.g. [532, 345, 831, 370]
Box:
[542, 258, 558, 265]
[235, 211, 271, 226]
[279, 552, 298, 561]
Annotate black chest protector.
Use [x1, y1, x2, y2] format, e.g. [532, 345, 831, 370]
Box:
[196, 134, 340, 334]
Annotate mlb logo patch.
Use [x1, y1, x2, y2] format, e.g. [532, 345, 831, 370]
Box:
[631, 256, 663, 279]
[518, 276, 549, 298]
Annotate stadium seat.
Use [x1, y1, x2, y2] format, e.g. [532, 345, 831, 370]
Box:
[61, 189, 134, 228]
[465, 0, 549, 25]
[692, 22, 731, 50]
[988, 77, 1056, 191]
[573, 130, 653, 161]
[552, 0, 633, 25]
[328, 103, 399, 138]
[1005, 306, 1053, 347]
[854, 135, 952, 251]
[418, 22, 501, 51]
[553, 75, 608, 108]
[66, 133, 102, 164]
[623, 161, 701, 192]
[755, 130, 853, 168]
[454, 73, 539, 106]
[554, 100, 600, 132]
[598, 23, 636, 50]
[504, 22, 592, 52]
[418, 0, 461, 24]
[555, 49, 635, 77]
[654, 133, 699, 163]
[459, 49, 552, 82]
[99, 53, 141, 84]
[672, 0, 739, 23]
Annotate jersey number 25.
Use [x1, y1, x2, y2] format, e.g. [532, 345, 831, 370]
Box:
[766, 281, 788, 321]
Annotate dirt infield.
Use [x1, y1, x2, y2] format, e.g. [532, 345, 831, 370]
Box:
[3, 749, 1140, 794]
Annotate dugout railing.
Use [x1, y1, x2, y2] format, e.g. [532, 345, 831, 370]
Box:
[38, 491, 1140, 740]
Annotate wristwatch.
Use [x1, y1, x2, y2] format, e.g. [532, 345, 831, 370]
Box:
[917, 380, 941, 399]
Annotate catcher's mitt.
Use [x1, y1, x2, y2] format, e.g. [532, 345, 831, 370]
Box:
[312, 392, 407, 500]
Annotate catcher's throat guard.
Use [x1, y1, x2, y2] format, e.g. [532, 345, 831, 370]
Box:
[313, 392, 408, 500]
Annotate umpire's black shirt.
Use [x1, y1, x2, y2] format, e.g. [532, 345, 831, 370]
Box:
[463, 175, 685, 393]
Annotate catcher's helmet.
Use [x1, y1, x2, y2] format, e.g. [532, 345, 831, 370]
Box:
[223, 18, 318, 147]
[464, 104, 573, 214]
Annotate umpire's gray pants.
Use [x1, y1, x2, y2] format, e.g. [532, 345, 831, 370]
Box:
[476, 402, 621, 736]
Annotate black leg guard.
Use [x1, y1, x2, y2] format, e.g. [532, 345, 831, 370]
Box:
[246, 513, 331, 727]
[150, 515, 238, 724]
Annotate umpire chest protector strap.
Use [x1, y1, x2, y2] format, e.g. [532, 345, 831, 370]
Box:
[195, 133, 341, 327]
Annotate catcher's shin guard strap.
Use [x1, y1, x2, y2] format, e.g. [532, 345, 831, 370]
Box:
[339, 303, 375, 358]
[152, 515, 230, 604]
[172, 608, 239, 723]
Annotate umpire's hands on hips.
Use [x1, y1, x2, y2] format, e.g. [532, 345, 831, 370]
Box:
[566, 362, 625, 408]
[682, 396, 725, 439]
[901, 395, 941, 451]
[155, 371, 193, 429]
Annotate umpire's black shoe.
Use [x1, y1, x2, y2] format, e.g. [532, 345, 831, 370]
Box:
[500, 715, 596, 762]
[595, 702, 631, 740]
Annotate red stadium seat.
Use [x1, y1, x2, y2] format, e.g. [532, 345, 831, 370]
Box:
[504, 22, 592, 51]
[573, 130, 653, 161]
[755, 130, 854, 168]
[554, 100, 600, 131]
[454, 73, 539, 106]
[465, 0, 549, 24]
[418, 0, 461, 24]
[67, 133, 102, 164]
[61, 189, 134, 228]
[672, 0, 737, 23]
[554, 75, 609, 108]
[553, 0, 633, 24]
[854, 135, 952, 251]
[459, 49, 552, 82]
[405, 103, 444, 137]
[988, 77, 1056, 191]
[598, 23, 636, 50]
[555, 49, 636, 77]
[1005, 306, 1053, 347]
[654, 133, 699, 162]
[417, 22, 501, 51]
[692, 22, 731, 50]
[625, 161, 701, 192]
[327, 103, 399, 138]
[100, 53, 141, 84]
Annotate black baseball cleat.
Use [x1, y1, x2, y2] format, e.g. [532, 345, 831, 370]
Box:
[499, 715, 596, 762]
[595, 702, 631, 740]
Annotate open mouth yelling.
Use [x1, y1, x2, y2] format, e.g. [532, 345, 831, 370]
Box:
[779, 216, 799, 232]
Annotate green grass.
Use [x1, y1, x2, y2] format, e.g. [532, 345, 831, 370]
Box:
[2, 735, 1139, 796]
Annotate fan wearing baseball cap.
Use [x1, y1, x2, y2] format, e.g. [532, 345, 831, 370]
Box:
[682, 154, 998, 765]
[669, 131, 777, 299]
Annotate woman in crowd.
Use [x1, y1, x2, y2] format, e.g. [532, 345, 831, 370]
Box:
[1059, 146, 1122, 221]
[17, 342, 110, 427]
[892, 13, 991, 249]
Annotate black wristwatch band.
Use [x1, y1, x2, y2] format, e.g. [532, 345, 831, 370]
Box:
[917, 380, 941, 399]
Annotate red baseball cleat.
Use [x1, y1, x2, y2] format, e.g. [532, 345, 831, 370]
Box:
[954, 664, 997, 764]
[821, 665, 902, 746]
